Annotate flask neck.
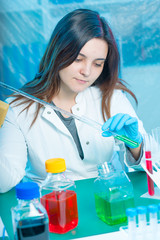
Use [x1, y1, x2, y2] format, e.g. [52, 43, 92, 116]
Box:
[46, 171, 66, 180]
[17, 198, 39, 206]
[97, 161, 115, 176]
[42, 171, 75, 191]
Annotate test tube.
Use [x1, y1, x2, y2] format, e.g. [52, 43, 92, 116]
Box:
[158, 203, 160, 220]
[126, 208, 137, 240]
[158, 204, 160, 236]
[114, 134, 139, 148]
[145, 151, 155, 196]
[136, 206, 147, 239]
[148, 204, 158, 239]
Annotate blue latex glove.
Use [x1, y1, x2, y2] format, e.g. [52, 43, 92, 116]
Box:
[102, 113, 143, 148]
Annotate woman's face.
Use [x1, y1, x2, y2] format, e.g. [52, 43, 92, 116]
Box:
[59, 38, 108, 96]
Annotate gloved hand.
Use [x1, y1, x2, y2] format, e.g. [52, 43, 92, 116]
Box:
[102, 113, 143, 148]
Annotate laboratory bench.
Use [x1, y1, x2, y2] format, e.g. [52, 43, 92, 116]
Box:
[0, 171, 159, 240]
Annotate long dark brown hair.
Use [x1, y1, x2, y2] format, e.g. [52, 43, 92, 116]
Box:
[11, 8, 137, 126]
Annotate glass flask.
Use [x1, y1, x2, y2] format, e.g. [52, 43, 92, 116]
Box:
[40, 158, 78, 234]
[94, 161, 135, 225]
[11, 182, 49, 240]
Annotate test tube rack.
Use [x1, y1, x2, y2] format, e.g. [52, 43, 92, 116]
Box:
[141, 161, 160, 189]
[140, 130, 160, 191]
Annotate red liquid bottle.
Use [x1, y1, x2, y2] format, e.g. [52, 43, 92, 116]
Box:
[40, 158, 78, 234]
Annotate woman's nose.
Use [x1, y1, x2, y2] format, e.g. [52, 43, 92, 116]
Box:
[80, 63, 91, 77]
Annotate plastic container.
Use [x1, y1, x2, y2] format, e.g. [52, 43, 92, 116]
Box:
[120, 205, 160, 240]
[126, 208, 137, 240]
[94, 161, 135, 225]
[11, 182, 49, 240]
[148, 204, 158, 235]
[40, 158, 78, 234]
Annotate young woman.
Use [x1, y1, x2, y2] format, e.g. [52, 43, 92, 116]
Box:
[0, 9, 146, 193]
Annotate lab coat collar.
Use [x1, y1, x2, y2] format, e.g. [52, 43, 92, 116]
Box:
[41, 90, 88, 133]
[42, 106, 70, 135]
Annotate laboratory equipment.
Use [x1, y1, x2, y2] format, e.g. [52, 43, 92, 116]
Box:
[151, 127, 160, 155]
[143, 133, 155, 196]
[137, 206, 147, 239]
[126, 208, 137, 240]
[158, 203, 160, 232]
[11, 182, 49, 240]
[0, 81, 139, 148]
[148, 204, 158, 239]
[158, 203, 160, 220]
[40, 158, 78, 234]
[145, 152, 154, 196]
[120, 204, 160, 240]
[94, 161, 134, 225]
[140, 131, 160, 190]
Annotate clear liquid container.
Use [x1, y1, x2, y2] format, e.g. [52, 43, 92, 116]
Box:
[40, 158, 78, 234]
[11, 182, 49, 240]
[94, 161, 135, 225]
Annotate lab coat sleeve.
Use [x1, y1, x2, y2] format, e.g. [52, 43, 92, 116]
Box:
[125, 142, 144, 171]
[0, 105, 27, 193]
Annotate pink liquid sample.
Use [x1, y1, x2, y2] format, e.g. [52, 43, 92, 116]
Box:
[145, 151, 154, 196]
[41, 190, 78, 234]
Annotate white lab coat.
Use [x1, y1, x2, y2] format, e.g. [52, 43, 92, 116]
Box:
[0, 86, 146, 193]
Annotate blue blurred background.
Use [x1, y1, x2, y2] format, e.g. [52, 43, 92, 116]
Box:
[0, 0, 160, 133]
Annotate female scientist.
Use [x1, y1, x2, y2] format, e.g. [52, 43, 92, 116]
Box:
[0, 9, 146, 193]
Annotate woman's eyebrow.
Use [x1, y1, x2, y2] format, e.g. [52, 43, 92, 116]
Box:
[78, 53, 106, 61]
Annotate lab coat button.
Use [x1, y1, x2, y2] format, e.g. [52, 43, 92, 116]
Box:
[76, 107, 80, 111]
[47, 111, 51, 114]
[86, 141, 89, 145]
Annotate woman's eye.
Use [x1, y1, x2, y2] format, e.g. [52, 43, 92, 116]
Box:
[75, 58, 82, 62]
[95, 63, 103, 67]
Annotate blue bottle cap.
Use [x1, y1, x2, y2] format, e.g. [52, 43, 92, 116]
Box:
[16, 182, 40, 200]
[148, 204, 158, 213]
[126, 208, 137, 217]
[137, 206, 147, 214]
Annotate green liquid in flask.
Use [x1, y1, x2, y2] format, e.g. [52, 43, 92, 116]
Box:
[94, 193, 134, 225]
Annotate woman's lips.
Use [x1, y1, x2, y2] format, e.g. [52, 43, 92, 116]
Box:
[75, 78, 88, 84]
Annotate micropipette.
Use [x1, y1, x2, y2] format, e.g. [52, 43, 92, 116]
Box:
[0, 81, 139, 148]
